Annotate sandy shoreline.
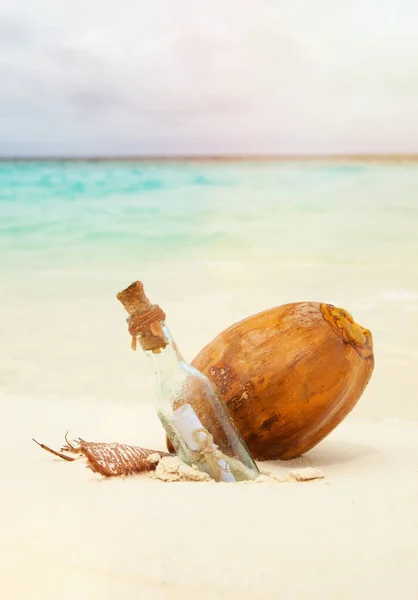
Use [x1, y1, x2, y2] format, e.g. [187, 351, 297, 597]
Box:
[1, 157, 417, 598]
[1, 394, 417, 600]
[1, 260, 417, 419]
[1, 252, 417, 598]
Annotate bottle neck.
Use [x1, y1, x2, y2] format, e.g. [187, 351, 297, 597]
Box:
[143, 323, 185, 376]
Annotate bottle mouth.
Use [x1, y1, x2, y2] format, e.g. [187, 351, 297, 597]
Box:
[126, 306, 166, 338]
[130, 320, 168, 353]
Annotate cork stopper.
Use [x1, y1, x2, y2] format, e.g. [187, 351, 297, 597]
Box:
[117, 281, 167, 352]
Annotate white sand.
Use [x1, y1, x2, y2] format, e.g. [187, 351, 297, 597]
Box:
[1, 260, 417, 418]
[1, 260, 417, 598]
[1, 394, 417, 600]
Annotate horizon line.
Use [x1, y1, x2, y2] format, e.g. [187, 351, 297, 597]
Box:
[1, 153, 418, 162]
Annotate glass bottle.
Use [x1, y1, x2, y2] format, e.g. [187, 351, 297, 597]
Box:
[117, 281, 259, 482]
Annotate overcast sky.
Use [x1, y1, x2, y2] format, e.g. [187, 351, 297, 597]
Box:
[1, 0, 417, 156]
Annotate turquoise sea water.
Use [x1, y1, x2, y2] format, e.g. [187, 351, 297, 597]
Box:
[1, 160, 418, 270]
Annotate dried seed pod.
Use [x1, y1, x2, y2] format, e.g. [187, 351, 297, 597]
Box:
[34, 436, 169, 477]
[77, 441, 167, 477]
[167, 302, 374, 460]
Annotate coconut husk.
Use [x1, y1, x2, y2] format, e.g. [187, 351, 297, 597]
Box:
[33, 434, 169, 477]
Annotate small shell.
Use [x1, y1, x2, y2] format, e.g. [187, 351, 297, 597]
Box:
[154, 456, 212, 482]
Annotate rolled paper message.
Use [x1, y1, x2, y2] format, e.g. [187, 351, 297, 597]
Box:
[170, 404, 236, 482]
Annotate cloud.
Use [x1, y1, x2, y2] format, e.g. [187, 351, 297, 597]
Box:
[0, 15, 33, 48]
[0, 1, 418, 155]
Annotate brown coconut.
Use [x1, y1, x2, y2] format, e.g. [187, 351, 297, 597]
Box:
[167, 302, 374, 460]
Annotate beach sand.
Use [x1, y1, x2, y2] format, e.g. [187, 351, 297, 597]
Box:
[1, 260, 418, 599]
[1, 395, 417, 600]
[1, 158, 418, 599]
